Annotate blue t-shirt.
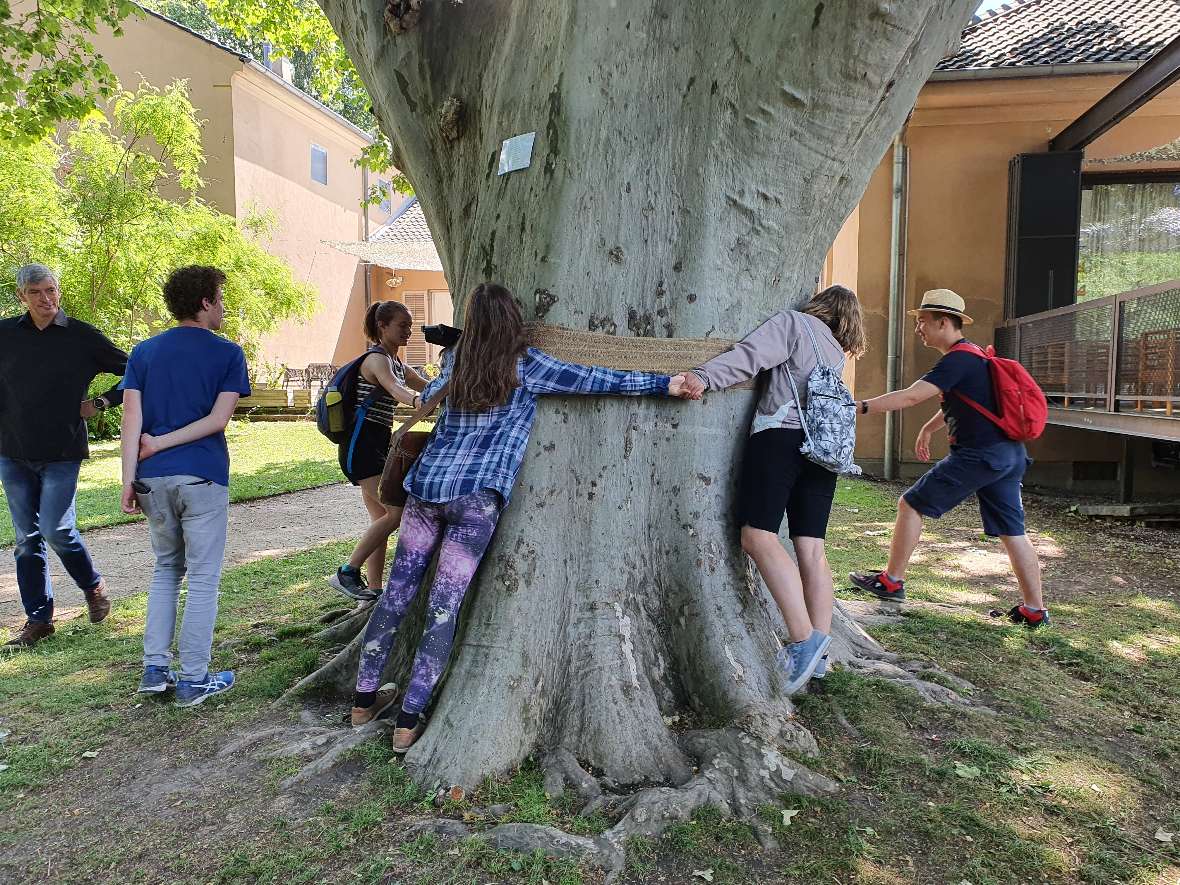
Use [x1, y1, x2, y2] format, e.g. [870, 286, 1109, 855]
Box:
[120, 327, 252, 486]
[922, 341, 1007, 448]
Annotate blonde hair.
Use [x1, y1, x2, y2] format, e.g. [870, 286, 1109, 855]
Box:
[802, 285, 867, 359]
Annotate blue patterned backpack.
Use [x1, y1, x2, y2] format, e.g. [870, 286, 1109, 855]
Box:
[784, 316, 862, 475]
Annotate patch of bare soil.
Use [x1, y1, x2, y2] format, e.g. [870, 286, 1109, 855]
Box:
[1, 484, 368, 628]
[867, 479, 1179, 609]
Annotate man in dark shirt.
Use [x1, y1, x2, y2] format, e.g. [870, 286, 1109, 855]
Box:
[847, 289, 1048, 628]
[0, 264, 128, 648]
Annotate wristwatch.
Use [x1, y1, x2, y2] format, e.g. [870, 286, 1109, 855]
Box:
[859, 400, 869, 415]
[93, 396, 109, 412]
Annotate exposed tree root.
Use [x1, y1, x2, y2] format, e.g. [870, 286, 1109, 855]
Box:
[541, 747, 602, 805]
[222, 702, 397, 789]
[314, 604, 373, 644]
[408, 728, 835, 878]
[276, 631, 365, 704]
[829, 599, 986, 708]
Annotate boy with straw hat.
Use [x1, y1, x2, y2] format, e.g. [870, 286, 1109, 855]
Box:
[846, 289, 1048, 628]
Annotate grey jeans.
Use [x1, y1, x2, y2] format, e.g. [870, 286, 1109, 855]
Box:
[137, 475, 230, 681]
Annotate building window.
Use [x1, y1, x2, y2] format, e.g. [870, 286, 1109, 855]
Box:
[1079, 175, 1180, 301]
[311, 144, 328, 185]
[378, 179, 392, 214]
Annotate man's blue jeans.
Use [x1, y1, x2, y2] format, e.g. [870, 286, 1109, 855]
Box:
[0, 456, 102, 623]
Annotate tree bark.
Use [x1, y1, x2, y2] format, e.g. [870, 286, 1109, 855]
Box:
[311, 0, 977, 791]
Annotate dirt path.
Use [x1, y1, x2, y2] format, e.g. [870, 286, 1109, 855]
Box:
[0, 484, 369, 628]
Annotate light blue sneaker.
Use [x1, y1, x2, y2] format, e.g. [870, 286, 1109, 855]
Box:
[175, 670, 235, 708]
[777, 630, 832, 695]
[137, 665, 177, 693]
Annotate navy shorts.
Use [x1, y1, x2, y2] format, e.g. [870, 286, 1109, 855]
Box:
[903, 442, 1030, 537]
[737, 428, 838, 539]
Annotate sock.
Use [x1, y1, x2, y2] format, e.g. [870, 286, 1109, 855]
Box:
[341, 564, 360, 576]
[353, 690, 377, 709]
[395, 708, 420, 729]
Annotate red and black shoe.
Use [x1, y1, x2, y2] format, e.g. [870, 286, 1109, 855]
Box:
[849, 570, 906, 601]
[1004, 604, 1050, 629]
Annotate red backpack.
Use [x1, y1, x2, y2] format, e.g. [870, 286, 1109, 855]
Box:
[947, 342, 1048, 442]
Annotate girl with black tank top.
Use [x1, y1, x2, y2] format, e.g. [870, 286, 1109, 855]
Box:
[330, 301, 430, 601]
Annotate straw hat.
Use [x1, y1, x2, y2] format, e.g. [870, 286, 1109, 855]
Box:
[907, 288, 974, 325]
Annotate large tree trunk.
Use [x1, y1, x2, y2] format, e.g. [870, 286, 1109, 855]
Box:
[312, 0, 977, 792]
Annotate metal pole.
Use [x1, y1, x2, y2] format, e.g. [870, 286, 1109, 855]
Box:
[361, 166, 372, 309]
[884, 136, 908, 480]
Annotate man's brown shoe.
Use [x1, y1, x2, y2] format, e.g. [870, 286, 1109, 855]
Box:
[392, 722, 423, 754]
[4, 620, 55, 649]
[350, 685, 400, 727]
[84, 579, 111, 624]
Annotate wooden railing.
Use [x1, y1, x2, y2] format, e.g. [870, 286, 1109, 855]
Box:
[996, 280, 1180, 421]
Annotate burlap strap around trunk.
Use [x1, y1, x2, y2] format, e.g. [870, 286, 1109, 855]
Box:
[523, 322, 754, 389]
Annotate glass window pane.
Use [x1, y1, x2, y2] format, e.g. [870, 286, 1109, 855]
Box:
[1079, 180, 1180, 300]
[311, 144, 328, 185]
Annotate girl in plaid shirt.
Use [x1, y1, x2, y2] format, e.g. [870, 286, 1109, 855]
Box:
[350, 283, 690, 752]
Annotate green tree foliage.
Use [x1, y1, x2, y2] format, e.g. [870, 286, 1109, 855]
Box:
[1, 0, 408, 191]
[0, 0, 139, 141]
[0, 80, 316, 362]
[145, 0, 376, 132]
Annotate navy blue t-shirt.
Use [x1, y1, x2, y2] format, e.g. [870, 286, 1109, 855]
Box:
[922, 341, 1007, 448]
[120, 327, 252, 486]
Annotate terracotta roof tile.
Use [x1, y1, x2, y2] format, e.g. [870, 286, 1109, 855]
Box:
[939, 0, 1179, 71]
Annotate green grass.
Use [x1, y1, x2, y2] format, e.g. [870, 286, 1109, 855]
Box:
[0, 542, 352, 801]
[1077, 250, 1180, 301]
[1, 477, 1178, 884]
[0, 420, 342, 547]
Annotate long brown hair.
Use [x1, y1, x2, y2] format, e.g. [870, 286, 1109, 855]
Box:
[802, 285, 868, 359]
[449, 283, 528, 411]
[363, 300, 410, 344]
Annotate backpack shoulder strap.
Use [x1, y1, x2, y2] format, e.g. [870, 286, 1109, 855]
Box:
[797, 312, 827, 369]
[781, 358, 815, 448]
[948, 341, 988, 359]
[951, 389, 1003, 425]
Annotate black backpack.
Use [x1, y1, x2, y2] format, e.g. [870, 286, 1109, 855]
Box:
[315, 347, 384, 445]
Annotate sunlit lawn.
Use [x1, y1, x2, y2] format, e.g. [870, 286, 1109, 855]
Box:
[0, 478, 1176, 884]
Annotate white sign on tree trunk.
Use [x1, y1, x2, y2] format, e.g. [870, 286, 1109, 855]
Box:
[497, 132, 536, 175]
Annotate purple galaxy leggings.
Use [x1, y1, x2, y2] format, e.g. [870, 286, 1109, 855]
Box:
[354, 489, 502, 714]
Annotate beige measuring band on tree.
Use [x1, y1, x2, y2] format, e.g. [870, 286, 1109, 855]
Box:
[523, 323, 755, 390]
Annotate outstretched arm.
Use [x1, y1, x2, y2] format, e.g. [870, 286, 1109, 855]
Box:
[523, 348, 672, 397]
[686, 311, 795, 394]
[138, 392, 241, 460]
[860, 379, 941, 415]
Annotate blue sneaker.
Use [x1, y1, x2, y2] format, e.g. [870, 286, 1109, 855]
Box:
[777, 630, 832, 695]
[175, 671, 235, 708]
[137, 665, 177, 693]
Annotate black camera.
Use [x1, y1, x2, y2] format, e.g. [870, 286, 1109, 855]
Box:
[422, 323, 462, 349]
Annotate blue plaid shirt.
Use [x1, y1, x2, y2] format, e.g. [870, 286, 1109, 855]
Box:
[406, 347, 670, 504]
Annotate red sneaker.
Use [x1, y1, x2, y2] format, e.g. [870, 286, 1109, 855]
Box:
[849, 570, 906, 601]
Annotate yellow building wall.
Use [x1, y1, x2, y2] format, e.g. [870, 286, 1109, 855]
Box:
[89, 11, 394, 374]
[88, 12, 241, 214]
[847, 73, 1180, 476]
[229, 69, 382, 372]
